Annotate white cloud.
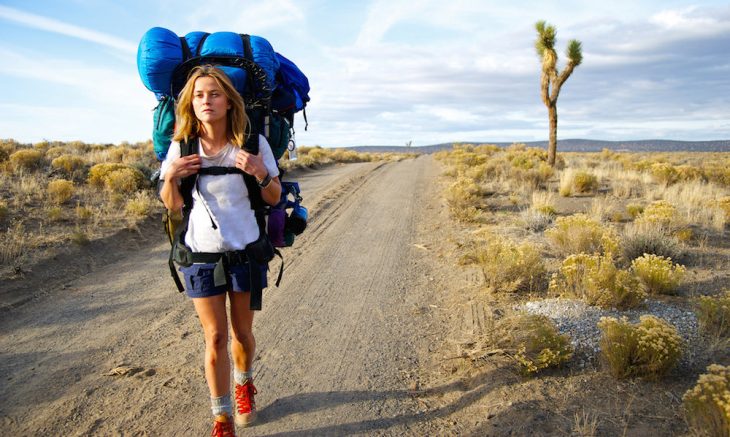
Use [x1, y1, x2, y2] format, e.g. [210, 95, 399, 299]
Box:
[184, 0, 305, 34]
[0, 5, 136, 55]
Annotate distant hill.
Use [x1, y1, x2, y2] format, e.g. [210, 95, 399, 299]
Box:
[347, 139, 730, 154]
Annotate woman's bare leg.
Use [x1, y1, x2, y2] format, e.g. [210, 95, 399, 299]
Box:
[229, 291, 256, 372]
[192, 294, 230, 397]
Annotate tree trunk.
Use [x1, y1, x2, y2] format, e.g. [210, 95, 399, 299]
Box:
[547, 101, 558, 166]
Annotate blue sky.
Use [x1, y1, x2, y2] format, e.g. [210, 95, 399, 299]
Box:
[0, 0, 728, 148]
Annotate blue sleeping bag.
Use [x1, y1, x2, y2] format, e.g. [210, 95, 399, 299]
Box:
[137, 27, 280, 98]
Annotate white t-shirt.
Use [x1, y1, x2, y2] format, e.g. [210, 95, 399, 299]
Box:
[160, 135, 279, 252]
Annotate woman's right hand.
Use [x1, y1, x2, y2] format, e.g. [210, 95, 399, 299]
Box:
[161, 154, 200, 211]
[166, 154, 201, 182]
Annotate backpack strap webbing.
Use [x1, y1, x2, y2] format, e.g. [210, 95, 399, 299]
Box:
[168, 136, 280, 309]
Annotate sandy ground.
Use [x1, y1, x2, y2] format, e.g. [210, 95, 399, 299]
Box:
[0, 156, 447, 436]
[3, 156, 723, 436]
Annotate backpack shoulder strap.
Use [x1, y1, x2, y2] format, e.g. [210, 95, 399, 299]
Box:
[179, 137, 198, 210]
[243, 134, 265, 211]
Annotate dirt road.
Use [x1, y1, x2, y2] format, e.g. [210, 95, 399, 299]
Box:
[0, 156, 444, 436]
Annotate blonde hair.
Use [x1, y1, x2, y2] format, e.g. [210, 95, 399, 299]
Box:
[173, 64, 249, 147]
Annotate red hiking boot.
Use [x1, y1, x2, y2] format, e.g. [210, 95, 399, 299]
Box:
[211, 414, 236, 437]
[234, 379, 258, 426]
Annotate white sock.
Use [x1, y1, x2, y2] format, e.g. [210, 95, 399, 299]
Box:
[211, 393, 232, 417]
[234, 368, 254, 385]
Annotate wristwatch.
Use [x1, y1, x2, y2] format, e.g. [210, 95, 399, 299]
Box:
[257, 173, 272, 188]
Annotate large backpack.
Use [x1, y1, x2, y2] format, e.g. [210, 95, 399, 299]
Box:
[137, 27, 310, 307]
[137, 27, 310, 162]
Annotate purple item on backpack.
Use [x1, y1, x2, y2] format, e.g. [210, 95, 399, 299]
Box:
[267, 208, 286, 247]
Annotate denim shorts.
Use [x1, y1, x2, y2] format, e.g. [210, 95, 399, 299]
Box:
[179, 262, 268, 299]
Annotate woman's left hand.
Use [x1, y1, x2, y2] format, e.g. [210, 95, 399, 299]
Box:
[235, 149, 268, 181]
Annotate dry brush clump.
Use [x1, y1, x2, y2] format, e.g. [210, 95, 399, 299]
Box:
[682, 364, 730, 437]
[460, 233, 547, 294]
[550, 253, 646, 310]
[545, 213, 619, 257]
[46, 179, 75, 205]
[695, 292, 730, 340]
[445, 178, 483, 222]
[87, 163, 145, 194]
[559, 168, 599, 196]
[51, 154, 86, 178]
[8, 149, 44, 172]
[489, 312, 573, 375]
[598, 315, 683, 379]
[630, 253, 686, 295]
[620, 222, 684, 263]
[124, 191, 157, 219]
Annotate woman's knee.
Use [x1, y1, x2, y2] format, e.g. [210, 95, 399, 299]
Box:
[230, 326, 254, 345]
[205, 330, 229, 351]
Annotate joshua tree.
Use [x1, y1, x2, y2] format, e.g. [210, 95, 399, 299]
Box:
[534, 21, 583, 166]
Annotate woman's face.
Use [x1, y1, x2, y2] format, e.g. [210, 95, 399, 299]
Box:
[192, 76, 230, 125]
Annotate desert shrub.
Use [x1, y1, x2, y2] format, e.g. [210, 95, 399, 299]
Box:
[46, 179, 75, 205]
[88, 163, 144, 193]
[461, 235, 546, 293]
[445, 177, 482, 222]
[106, 168, 144, 194]
[9, 149, 44, 171]
[45, 146, 68, 160]
[682, 364, 730, 437]
[520, 209, 554, 232]
[631, 254, 686, 295]
[47, 206, 63, 221]
[573, 171, 599, 193]
[696, 292, 730, 339]
[33, 140, 51, 152]
[531, 190, 556, 215]
[70, 228, 90, 245]
[75, 204, 93, 220]
[545, 214, 619, 257]
[626, 203, 644, 219]
[717, 197, 730, 221]
[51, 154, 86, 176]
[560, 169, 598, 196]
[87, 163, 128, 187]
[635, 200, 680, 229]
[0, 200, 8, 222]
[510, 314, 573, 375]
[0, 139, 19, 159]
[550, 254, 646, 310]
[598, 315, 683, 379]
[559, 169, 574, 196]
[125, 191, 156, 218]
[621, 223, 684, 262]
[675, 164, 704, 182]
[588, 196, 620, 222]
[650, 162, 678, 185]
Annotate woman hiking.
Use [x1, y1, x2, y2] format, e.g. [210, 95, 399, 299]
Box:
[159, 64, 281, 436]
